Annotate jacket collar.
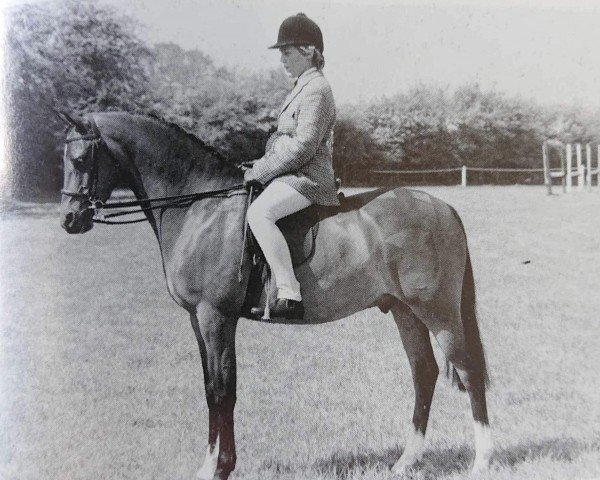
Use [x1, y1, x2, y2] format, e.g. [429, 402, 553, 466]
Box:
[295, 67, 319, 87]
[279, 68, 322, 116]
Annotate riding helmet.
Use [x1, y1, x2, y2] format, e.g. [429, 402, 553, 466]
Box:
[269, 13, 324, 53]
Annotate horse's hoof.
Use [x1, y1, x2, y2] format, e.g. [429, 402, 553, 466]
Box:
[195, 469, 213, 480]
[392, 429, 424, 475]
[471, 456, 492, 475]
[391, 458, 419, 476]
[197, 465, 233, 480]
[196, 468, 232, 480]
[472, 422, 493, 474]
[196, 440, 219, 480]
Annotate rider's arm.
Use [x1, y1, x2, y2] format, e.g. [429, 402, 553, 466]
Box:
[250, 84, 334, 184]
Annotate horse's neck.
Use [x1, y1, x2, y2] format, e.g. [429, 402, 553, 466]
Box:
[102, 114, 242, 200]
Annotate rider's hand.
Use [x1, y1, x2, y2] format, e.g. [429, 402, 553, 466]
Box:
[243, 168, 261, 188]
[240, 160, 257, 171]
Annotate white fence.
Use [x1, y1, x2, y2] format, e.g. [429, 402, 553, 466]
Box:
[371, 142, 600, 192]
[371, 166, 545, 187]
[542, 142, 600, 194]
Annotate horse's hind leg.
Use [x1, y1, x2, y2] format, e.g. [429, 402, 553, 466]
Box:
[390, 303, 438, 474]
[430, 315, 492, 473]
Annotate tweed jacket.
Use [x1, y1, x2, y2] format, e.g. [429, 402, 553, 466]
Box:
[250, 68, 339, 206]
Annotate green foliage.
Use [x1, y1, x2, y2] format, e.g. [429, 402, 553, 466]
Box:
[4, 0, 600, 198]
[349, 84, 600, 185]
[4, 0, 151, 199]
[7, 0, 150, 111]
[2, 1, 289, 199]
[333, 106, 387, 185]
[146, 43, 289, 163]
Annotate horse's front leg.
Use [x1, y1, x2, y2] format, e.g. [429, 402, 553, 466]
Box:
[189, 303, 238, 480]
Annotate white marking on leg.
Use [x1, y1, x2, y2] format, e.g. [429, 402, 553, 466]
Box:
[472, 422, 493, 473]
[196, 434, 219, 480]
[391, 427, 425, 474]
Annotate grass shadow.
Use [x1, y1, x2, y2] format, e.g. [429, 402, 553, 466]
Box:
[494, 437, 600, 467]
[313, 446, 409, 476]
[261, 437, 599, 479]
[262, 445, 470, 479]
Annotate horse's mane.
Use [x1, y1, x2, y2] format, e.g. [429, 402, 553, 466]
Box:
[145, 113, 236, 166]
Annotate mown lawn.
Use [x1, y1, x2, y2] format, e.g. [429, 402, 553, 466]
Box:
[0, 186, 599, 480]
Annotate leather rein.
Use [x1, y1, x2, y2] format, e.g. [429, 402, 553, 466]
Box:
[62, 124, 246, 225]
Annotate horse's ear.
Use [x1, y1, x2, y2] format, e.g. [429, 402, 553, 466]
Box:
[54, 109, 87, 134]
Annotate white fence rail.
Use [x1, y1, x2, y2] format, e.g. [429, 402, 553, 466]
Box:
[372, 142, 600, 192]
[371, 166, 545, 187]
[543, 142, 599, 194]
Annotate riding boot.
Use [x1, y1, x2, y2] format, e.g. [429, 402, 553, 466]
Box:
[251, 298, 304, 320]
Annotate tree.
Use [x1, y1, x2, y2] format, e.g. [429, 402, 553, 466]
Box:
[332, 106, 387, 184]
[364, 86, 459, 169]
[146, 45, 289, 163]
[3, 0, 151, 199]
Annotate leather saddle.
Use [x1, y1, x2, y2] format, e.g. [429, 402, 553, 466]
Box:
[241, 187, 390, 318]
[250, 187, 389, 265]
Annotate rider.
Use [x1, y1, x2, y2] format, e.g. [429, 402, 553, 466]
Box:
[244, 13, 339, 320]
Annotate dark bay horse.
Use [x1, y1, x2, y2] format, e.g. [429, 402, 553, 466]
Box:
[58, 111, 492, 479]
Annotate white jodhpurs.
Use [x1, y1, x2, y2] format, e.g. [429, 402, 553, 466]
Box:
[247, 181, 312, 301]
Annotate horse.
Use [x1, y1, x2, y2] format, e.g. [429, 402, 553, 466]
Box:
[58, 111, 493, 480]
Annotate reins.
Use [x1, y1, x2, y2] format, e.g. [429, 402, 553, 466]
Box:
[92, 185, 247, 225]
[62, 116, 248, 225]
[63, 117, 318, 287]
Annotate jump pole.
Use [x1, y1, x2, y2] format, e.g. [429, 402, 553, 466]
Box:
[586, 144, 592, 188]
[461, 165, 467, 187]
[590, 143, 600, 188]
[566, 144, 572, 193]
[542, 141, 552, 195]
[576, 143, 584, 190]
[561, 148, 567, 192]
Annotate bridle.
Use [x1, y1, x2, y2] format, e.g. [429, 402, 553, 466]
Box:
[61, 124, 105, 208]
[61, 118, 247, 225]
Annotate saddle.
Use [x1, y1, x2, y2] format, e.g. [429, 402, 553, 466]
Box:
[241, 186, 391, 320]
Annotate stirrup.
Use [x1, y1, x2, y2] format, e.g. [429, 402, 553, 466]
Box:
[251, 299, 304, 321]
[255, 268, 273, 320]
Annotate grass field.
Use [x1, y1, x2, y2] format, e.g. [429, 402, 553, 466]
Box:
[1, 186, 599, 480]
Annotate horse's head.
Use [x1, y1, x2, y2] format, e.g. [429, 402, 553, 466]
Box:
[58, 112, 120, 233]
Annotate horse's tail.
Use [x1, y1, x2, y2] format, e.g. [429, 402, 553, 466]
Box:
[446, 207, 490, 391]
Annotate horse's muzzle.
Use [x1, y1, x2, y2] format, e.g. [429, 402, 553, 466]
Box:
[61, 209, 94, 234]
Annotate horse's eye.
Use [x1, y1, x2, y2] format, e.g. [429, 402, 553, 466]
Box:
[70, 154, 88, 169]
[65, 141, 90, 162]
